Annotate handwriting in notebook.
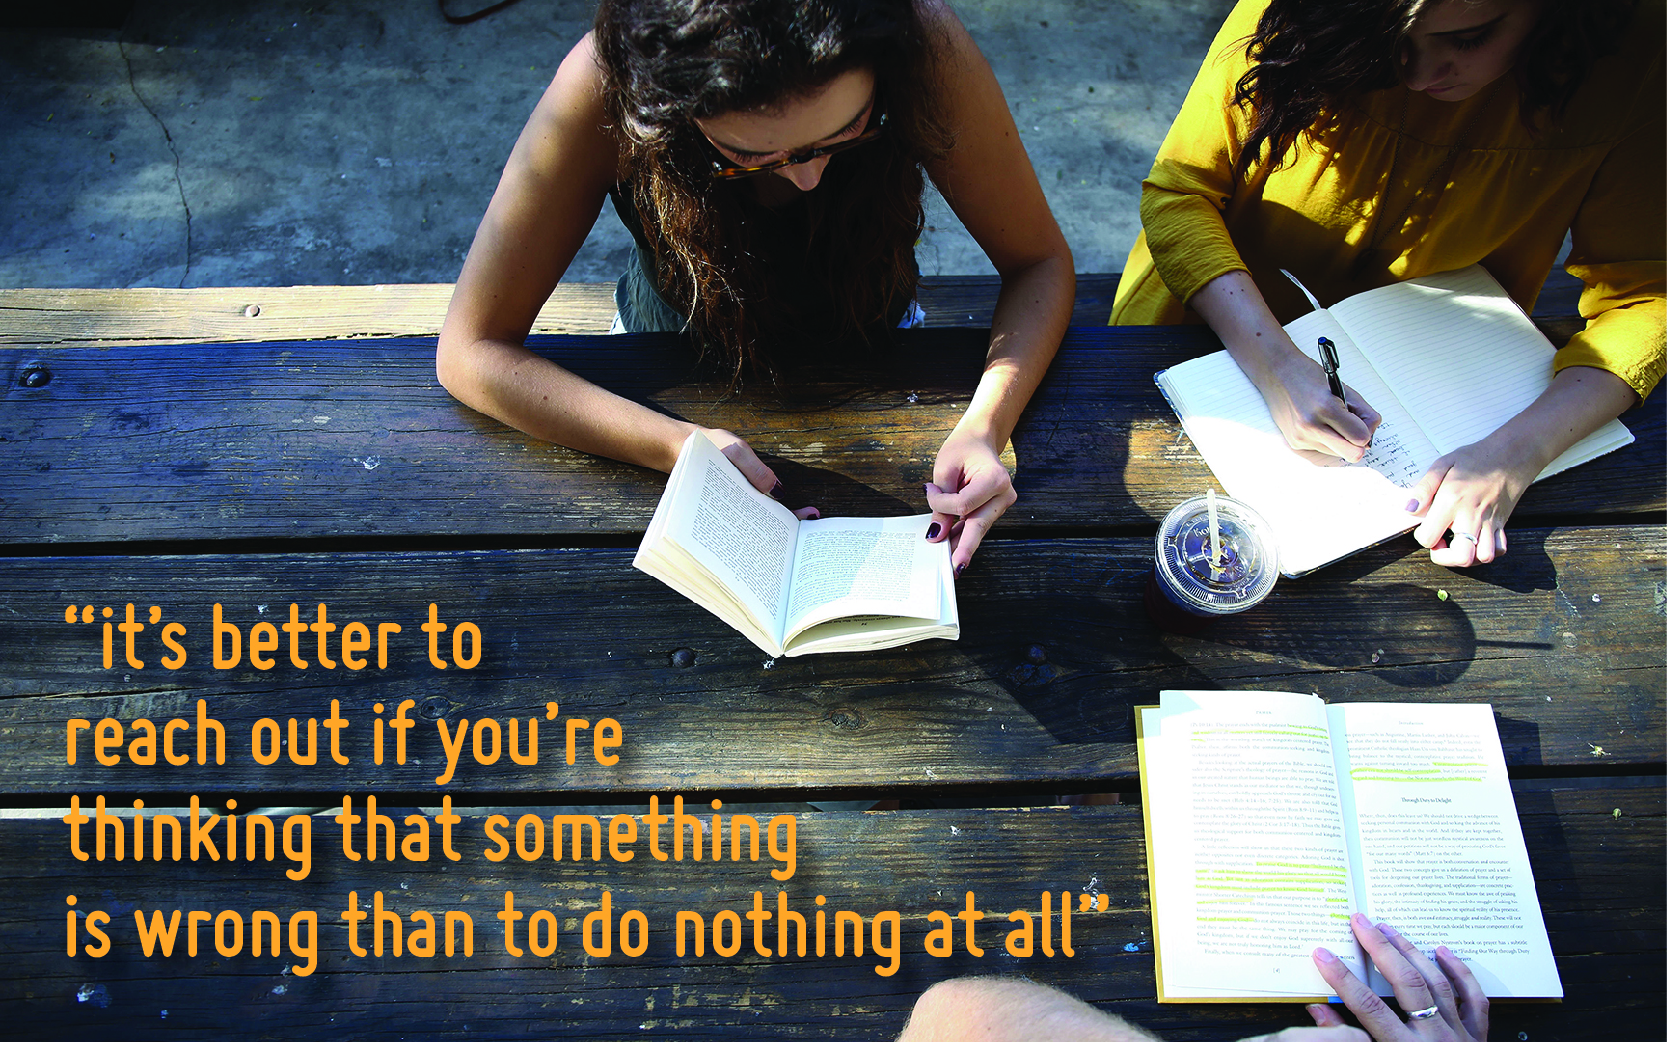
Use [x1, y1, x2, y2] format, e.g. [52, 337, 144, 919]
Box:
[1349, 422, 1424, 486]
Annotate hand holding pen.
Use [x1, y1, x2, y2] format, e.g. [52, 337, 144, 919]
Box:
[1312, 336, 1381, 461]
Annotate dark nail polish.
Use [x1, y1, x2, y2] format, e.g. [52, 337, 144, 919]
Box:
[954, 562, 965, 578]
[926, 522, 941, 540]
[770, 480, 785, 500]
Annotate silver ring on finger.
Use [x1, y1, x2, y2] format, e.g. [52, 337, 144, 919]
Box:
[1449, 531, 1477, 544]
[1406, 1004, 1440, 1020]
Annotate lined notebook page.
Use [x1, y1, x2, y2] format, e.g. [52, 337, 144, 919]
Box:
[1285, 309, 1440, 486]
[1330, 266, 1633, 474]
[1156, 352, 1416, 576]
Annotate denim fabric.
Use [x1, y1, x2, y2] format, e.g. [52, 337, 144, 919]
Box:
[612, 243, 688, 334]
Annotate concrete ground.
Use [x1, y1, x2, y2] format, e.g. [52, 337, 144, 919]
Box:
[0, 0, 1234, 289]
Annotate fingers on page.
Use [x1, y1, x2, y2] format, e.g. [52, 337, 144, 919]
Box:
[1312, 946, 1403, 1039]
[1350, 914, 1440, 1032]
[717, 439, 778, 496]
[1434, 947, 1490, 1040]
[1376, 922, 1460, 1023]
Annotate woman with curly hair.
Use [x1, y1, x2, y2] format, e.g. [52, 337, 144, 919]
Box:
[1113, 0, 1663, 568]
[438, 0, 1074, 570]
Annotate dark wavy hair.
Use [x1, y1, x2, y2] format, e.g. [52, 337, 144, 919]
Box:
[1231, 0, 1636, 179]
[593, 0, 952, 381]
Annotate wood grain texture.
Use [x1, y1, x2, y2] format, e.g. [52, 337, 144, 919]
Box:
[0, 277, 1122, 348]
[3, 328, 1660, 544]
[0, 784, 1657, 1040]
[1, 526, 1657, 795]
[0, 284, 620, 344]
[0, 271, 1583, 349]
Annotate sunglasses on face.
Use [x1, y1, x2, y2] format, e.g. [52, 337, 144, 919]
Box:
[706, 111, 887, 180]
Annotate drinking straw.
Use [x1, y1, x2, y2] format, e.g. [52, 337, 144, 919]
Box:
[1207, 489, 1223, 580]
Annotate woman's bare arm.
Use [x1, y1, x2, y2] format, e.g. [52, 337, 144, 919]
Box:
[919, 1, 1075, 569]
[436, 35, 704, 476]
[1190, 270, 1382, 463]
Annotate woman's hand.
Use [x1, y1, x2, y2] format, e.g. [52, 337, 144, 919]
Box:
[1189, 271, 1382, 463]
[1261, 349, 1383, 465]
[700, 428, 820, 520]
[924, 428, 1017, 574]
[1404, 435, 1536, 567]
[1308, 914, 1489, 1042]
[1402, 365, 1638, 568]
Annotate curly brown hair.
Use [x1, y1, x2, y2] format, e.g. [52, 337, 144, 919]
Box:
[593, 0, 953, 382]
[1231, 0, 1636, 179]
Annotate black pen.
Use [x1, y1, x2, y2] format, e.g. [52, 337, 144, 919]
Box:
[1317, 337, 1345, 401]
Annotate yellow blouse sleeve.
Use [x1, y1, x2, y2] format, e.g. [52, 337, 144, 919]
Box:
[1555, 76, 1667, 401]
[1136, 0, 1269, 305]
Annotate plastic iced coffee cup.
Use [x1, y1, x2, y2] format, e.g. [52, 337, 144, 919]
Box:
[1144, 493, 1279, 633]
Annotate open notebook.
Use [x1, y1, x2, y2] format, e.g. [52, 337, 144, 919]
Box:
[1155, 266, 1634, 576]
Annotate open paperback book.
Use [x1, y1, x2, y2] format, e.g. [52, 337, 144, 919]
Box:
[1136, 690, 1562, 1003]
[1155, 265, 1634, 576]
[633, 431, 958, 657]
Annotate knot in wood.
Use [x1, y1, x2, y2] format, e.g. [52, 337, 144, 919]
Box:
[419, 695, 450, 720]
[18, 365, 50, 389]
[1025, 643, 1047, 665]
[670, 648, 696, 669]
[824, 707, 865, 731]
[243, 303, 261, 318]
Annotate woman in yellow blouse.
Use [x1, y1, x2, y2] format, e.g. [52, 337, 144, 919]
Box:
[1113, 0, 1664, 568]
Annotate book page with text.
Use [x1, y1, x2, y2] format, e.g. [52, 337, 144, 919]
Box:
[1328, 702, 1562, 998]
[664, 433, 800, 643]
[783, 515, 944, 637]
[1331, 266, 1631, 473]
[1145, 690, 1363, 998]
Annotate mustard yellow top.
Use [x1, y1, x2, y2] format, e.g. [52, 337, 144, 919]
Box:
[1111, 0, 1666, 399]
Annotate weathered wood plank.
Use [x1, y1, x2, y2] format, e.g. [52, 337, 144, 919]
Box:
[0, 284, 619, 344]
[3, 329, 1659, 544]
[0, 271, 1583, 350]
[0, 527, 1657, 794]
[0, 784, 1657, 1040]
[0, 277, 1122, 349]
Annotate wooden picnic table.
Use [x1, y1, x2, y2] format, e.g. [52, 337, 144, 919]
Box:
[0, 278, 1659, 1040]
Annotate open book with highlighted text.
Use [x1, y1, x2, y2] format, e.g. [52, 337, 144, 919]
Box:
[1136, 690, 1562, 1003]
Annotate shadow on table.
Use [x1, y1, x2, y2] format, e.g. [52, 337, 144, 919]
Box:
[1441, 525, 1561, 595]
[948, 537, 1569, 751]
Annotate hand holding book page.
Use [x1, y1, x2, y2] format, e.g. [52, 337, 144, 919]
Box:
[1137, 691, 1561, 1003]
[634, 432, 957, 658]
[1309, 913, 1492, 1042]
